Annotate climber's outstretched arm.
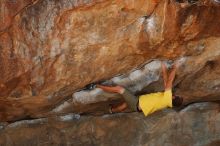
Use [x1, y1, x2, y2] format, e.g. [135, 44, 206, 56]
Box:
[161, 62, 168, 89]
[165, 63, 177, 90]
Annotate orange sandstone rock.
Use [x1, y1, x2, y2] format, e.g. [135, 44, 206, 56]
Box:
[0, 0, 219, 121]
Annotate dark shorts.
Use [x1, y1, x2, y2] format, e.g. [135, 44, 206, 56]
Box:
[121, 89, 139, 111]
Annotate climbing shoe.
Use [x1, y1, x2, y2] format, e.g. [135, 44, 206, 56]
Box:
[83, 80, 108, 90]
[84, 83, 97, 90]
[188, 0, 199, 4]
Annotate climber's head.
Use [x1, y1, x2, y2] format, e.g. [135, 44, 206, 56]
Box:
[172, 96, 183, 107]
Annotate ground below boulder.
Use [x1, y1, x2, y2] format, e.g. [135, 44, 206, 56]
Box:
[0, 102, 220, 146]
[1, 0, 220, 122]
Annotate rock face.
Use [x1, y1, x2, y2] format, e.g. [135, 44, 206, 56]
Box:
[0, 102, 220, 146]
[0, 0, 220, 122]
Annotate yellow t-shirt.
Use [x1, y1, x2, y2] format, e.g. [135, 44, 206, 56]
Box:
[139, 90, 172, 116]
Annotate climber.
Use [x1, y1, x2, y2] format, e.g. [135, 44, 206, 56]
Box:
[96, 61, 183, 116]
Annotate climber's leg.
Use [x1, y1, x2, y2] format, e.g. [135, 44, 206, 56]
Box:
[110, 102, 128, 113]
[97, 85, 139, 111]
[96, 85, 125, 94]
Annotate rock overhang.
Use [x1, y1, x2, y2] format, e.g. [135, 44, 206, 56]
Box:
[0, 0, 219, 122]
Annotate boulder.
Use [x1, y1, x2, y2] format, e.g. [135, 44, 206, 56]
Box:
[0, 102, 220, 146]
[0, 0, 220, 121]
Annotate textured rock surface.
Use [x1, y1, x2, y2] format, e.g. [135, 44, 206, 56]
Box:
[0, 0, 220, 121]
[0, 0, 35, 32]
[0, 102, 220, 146]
